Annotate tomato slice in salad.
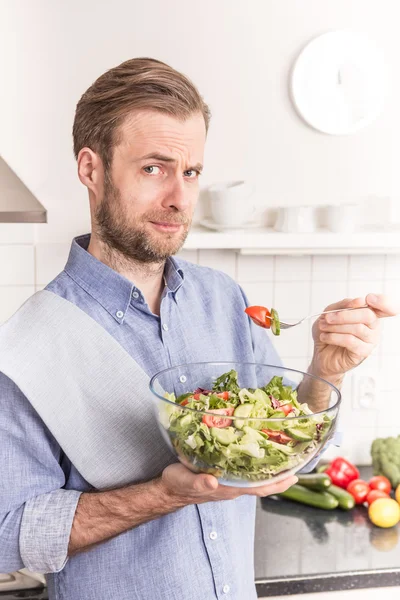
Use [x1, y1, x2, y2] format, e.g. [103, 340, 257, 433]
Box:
[244, 306, 272, 329]
[279, 403, 293, 416]
[262, 429, 293, 444]
[202, 407, 235, 428]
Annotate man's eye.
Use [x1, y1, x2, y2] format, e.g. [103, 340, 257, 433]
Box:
[184, 170, 200, 179]
[143, 166, 162, 175]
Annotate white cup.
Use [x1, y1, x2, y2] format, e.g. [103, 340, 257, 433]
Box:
[327, 204, 359, 233]
[208, 180, 256, 228]
[274, 206, 317, 233]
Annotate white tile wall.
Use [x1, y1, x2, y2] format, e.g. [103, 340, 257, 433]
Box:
[1, 246, 399, 464]
[0, 286, 35, 322]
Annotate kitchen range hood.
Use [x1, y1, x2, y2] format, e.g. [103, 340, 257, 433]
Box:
[0, 156, 47, 223]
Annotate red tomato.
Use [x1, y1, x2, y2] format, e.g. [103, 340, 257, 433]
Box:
[279, 404, 293, 416]
[217, 392, 230, 400]
[261, 429, 293, 445]
[202, 407, 235, 428]
[347, 479, 370, 504]
[193, 393, 201, 400]
[366, 489, 389, 506]
[180, 398, 189, 406]
[369, 475, 392, 495]
[244, 306, 272, 329]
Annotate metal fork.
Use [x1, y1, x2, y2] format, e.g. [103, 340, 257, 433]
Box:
[267, 305, 369, 330]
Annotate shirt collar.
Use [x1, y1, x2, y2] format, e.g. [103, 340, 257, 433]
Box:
[64, 234, 184, 323]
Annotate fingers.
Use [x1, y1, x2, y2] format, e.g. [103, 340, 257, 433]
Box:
[366, 293, 400, 318]
[318, 332, 373, 357]
[246, 475, 299, 497]
[323, 297, 363, 312]
[322, 307, 378, 329]
[319, 321, 379, 344]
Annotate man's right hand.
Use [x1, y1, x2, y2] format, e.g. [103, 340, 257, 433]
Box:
[160, 463, 298, 506]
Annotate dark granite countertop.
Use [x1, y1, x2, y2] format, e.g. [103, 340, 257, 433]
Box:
[254, 466, 400, 596]
[3, 467, 400, 598]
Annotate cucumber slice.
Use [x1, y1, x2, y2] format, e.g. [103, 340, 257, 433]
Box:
[271, 308, 280, 336]
[210, 427, 238, 445]
[284, 427, 314, 441]
[233, 404, 253, 429]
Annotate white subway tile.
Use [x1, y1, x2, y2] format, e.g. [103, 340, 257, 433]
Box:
[378, 356, 400, 392]
[385, 254, 400, 279]
[274, 256, 311, 282]
[0, 246, 34, 285]
[380, 316, 400, 356]
[376, 426, 400, 439]
[376, 391, 399, 428]
[0, 287, 35, 323]
[384, 280, 400, 305]
[239, 282, 274, 306]
[237, 255, 274, 283]
[322, 427, 377, 465]
[274, 281, 310, 317]
[198, 250, 236, 278]
[278, 357, 310, 372]
[349, 255, 385, 281]
[310, 281, 348, 314]
[176, 249, 198, 264]
[348, 280, 384, 300]
[272, 321, 311, 358]
[35, 243, 70, 285]
[312, 255, 348, 281]
[0, 224, 35, 244]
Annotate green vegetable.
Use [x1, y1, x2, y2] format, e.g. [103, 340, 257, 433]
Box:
[285, 427, 314, 442]
[210, 427, 238, 445]
[233, 403, 253, 429]
[316, 463, 329, 473]
[297, 473, 332, 491]
[165, 369, 333, 483]
[326, 484, 355, 510]
[371, 436, 400, 488]
[278, 484, 339, 510]
[271, 308, 280, 336]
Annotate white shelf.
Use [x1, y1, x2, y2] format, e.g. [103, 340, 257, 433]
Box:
[184, 226, 400, 255]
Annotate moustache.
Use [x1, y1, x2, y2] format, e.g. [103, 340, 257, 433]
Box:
[145, 213, 191, 226]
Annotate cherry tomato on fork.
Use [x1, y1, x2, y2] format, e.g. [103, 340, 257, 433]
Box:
[244, 306, 271, 329]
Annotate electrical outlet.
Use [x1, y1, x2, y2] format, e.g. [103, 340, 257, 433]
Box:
[352, 374, 378, 410]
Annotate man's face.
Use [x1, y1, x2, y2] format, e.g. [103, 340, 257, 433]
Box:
[95, 110, 206, 263]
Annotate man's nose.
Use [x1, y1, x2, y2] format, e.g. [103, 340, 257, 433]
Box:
[161, 177, 190, 212]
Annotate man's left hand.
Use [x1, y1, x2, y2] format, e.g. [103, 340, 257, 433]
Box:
[310, 293, 399, 384]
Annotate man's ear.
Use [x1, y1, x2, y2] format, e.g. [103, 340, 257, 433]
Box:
[77, 148, 104, 195]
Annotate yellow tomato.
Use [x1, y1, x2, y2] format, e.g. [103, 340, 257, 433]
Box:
[396, 484, 400, 505]
[369, 498, 400, 528]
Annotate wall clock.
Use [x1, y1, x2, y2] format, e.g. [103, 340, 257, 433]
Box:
[290, 31, 388, 135]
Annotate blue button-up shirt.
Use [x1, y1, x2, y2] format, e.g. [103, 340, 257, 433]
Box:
[0, 234, 331, 600]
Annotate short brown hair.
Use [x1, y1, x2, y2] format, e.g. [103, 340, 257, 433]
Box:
[72, 57, 211, 170]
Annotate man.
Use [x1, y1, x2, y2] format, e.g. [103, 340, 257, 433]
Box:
[0, 57, 397, 600]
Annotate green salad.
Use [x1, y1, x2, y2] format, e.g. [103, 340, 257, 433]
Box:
[162, 369, 332, 482]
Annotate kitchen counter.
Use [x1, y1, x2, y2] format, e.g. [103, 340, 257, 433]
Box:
[3, 468, 400, 599]
[254, 466, 400, 596]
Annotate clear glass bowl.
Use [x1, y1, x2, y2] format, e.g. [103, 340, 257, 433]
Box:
[149, 362, 341, 487]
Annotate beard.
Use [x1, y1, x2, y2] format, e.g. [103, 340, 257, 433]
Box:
[95, 176, 191, 264]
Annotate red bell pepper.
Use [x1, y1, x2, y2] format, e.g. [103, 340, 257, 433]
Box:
[325, 457, 360, 489]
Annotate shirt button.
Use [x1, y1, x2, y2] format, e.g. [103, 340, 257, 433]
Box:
[209, 531, 217, 540]
[132, 291, 139, 299]
[179, 375, 187, 383]
[116, 310, 124, 319]
[162, 323, 169, 331]
[223, 585, 230, 594]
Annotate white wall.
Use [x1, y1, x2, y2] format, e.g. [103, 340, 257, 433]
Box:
[1, 0, 400, 464]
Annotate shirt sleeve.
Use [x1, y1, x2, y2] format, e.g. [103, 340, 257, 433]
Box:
[0, 373, 82, 574]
